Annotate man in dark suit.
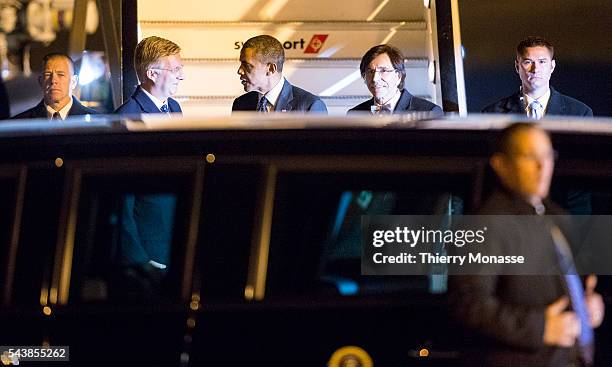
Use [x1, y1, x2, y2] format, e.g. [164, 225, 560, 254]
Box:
[115, 36, 183, 115]
[113, 36, 184, 301]
[12, 53, 97, 119]
[449, 123, 604, 367]
[483, 36, 592, 215]
[232, 35, 327, 113]
[482, 36, 593, 117]
[347, 44, 442, 116]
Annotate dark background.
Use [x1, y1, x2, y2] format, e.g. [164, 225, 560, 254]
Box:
[459, 0, 612, 116]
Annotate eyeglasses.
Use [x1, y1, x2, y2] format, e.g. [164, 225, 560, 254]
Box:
[150, 65, 184, 74]
[365, 68, 397, 78]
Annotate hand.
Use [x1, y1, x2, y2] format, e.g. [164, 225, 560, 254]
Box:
[585, 275, 605, 328]
[543, 296, 580, 347]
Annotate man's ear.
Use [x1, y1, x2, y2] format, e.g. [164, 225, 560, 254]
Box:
[514, 60, 519, 74]
[267, 63, 277, 75]
[146, 69, 157, 83]
[70, 75, 78, 91]
[550, 59, 556, 74]
[490, 154, 505, 178]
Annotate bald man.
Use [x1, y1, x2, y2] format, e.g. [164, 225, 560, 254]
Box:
[450, 123, 603, 367]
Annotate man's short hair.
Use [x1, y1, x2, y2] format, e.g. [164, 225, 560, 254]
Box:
[516, 36, 554, 59]
[493, 122, 546, 156]
[242, 35, 285, 72]
[359, 44, 406, 90]
[134, 36, 181, 83]
[42, 53, 76, 74]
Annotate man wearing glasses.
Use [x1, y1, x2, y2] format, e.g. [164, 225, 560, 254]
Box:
[348, 44, 442, 115]
[114, 36, 183, 301]
[115, 36, 184, 115]
[12, 53, 98, 120]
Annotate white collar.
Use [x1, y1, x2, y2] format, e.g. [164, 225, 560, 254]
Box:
[141, 86, 168, 111]
[523, 88, 551, 116]
[45, 97, 74, 120]
[261, 76, 285, 110]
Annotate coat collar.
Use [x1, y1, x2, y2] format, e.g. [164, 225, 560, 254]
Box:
[505, 86, 563, 114]
[503, 90, 526, 113]
[394, 89, 415, 112]
[359, 89, 413, 113]
[33, 96, 86, 117]
[545, 87, 565, 115]
[133, 85, 165, 113]
[274, 79, 293, 112]
[32, 100, 48, 117]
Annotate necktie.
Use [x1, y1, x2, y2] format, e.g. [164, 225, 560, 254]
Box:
[549, 225, 595, 365]
[529, 100, 544, 120]
[160, 104, 169, 113]
[52, 112, 62, 120]
[257, 96, 268, 113]
[372, 104, 392, 115]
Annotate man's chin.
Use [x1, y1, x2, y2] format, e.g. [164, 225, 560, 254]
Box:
[45, 96, 66, 105]
[46, 94, 63, 102]
[372, 94, 391, 103]
[525, 80, 546, 90]
[240, 81, 250, 92]
[527, 189, 549, 202]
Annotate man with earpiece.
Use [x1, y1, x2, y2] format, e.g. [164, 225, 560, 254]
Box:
[482, 36, 592, 118]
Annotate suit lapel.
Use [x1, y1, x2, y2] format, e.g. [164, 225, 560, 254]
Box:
[246, 92, 259, 110]
[360, 98, 375, 111]
[67, 96, 85, 116]
[237, 91, 259, 110]
[394, 89, 412, 112]
[168, 98, 182, 114]
[274, 79, 293, 112]
[32, 100, 48, 118]
[135, 88, 183, 114]
[545, 87, 565, 115]
[133, 86, 162, 113]
[503, 90, 525, 113]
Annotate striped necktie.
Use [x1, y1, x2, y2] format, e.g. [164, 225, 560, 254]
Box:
[549, 225, 594, 366]
[52, 112, 62, 120]
[160, 104, 169, 113]
[529, 100, 544, 120]
[257, 96, 269, 113]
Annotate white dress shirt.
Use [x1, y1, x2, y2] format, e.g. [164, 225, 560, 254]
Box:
[523, 88, 551, 118]
[260, 76, 286, 112]
[45, 98, 74, 120]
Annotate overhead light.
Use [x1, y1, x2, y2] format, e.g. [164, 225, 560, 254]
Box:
[428, 60, 436, 83]
[78, 51, 105, 86]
